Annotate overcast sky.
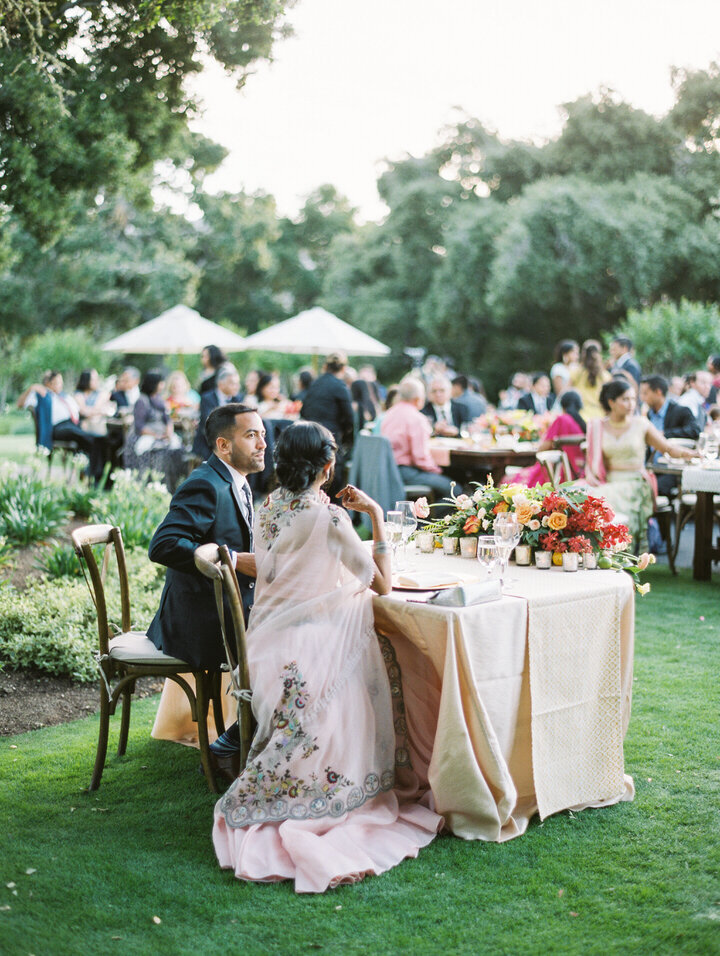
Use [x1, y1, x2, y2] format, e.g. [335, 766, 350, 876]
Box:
[188, 0, 720, 220]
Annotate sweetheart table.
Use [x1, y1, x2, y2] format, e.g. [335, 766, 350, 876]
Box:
[152, 551, 635, 841]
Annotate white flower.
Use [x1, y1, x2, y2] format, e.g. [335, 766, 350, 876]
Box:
[512, 493, 529, 508]
[541, 515, 550, 527]
[477, 507, 486, 519]
[528, 519, 540, 531]
[472, 489, 485, 503]
[482, 519, 490, 529]
[529, 501, 541, 515]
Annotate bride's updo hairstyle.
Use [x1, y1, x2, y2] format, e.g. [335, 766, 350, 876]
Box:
[275, 421, 337, 493]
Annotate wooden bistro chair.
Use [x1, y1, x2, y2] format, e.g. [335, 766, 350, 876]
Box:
[207, 545, 255, 775]
[71, 524, 225, 792]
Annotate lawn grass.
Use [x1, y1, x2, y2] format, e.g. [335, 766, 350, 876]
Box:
[0, 433, 35, 463]
[1, 566, 718, 955]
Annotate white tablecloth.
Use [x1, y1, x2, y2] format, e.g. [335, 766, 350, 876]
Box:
[682, 464, 720, 493]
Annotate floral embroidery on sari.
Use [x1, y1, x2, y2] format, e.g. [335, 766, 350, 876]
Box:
[220, 661, 395, 828]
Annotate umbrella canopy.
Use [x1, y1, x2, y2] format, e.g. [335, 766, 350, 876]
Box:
[240, 307, 390, 357]
[102, 305, 246, 355]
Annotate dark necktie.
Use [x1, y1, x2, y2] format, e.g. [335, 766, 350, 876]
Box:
[240, 482, 254, 545]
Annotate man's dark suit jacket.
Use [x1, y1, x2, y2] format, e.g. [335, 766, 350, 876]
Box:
[421, 399, 469, 431]
[192, 390, 242, 460]
[300, 373, 355, 449]
[147, 454, 254, 669]
[662, 399, 701, 441]
[517, 392, 555, 414]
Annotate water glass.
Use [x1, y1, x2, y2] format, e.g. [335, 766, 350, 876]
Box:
[386, 510, 403, 568]
[477, 535, 500, 579]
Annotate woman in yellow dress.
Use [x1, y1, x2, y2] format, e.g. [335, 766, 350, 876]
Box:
[570, 340, 611, 420]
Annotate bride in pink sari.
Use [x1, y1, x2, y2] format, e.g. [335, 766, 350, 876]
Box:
[213, 421, 442, 892]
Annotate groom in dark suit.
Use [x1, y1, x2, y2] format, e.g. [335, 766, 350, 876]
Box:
[148, 404, 266, 670]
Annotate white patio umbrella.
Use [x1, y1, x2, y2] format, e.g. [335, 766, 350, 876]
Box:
[240, 307, 390, 358]
[101, 304, 247, 355]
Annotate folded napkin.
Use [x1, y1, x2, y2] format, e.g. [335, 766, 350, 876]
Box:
[395, 570, 459, 588]
[428, 580, 502, 607]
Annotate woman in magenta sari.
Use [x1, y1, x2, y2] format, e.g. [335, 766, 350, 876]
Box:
[512, 390, 586, 487]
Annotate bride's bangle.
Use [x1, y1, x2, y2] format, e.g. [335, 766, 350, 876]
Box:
[373, 541, 390, 555]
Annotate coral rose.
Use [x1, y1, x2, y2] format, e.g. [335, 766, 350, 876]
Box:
[547, 511, 568, 531]
[463, 515, 481, 534]
[493, 501, 509, 514]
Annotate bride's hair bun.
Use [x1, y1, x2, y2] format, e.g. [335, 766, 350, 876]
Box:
[274, 421, 337, 492]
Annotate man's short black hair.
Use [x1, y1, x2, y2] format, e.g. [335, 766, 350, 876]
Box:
[452, 374, 468, 390]
[612, 335, 633, 351]
[641, 375, 668, 396]
[205, 403, 257, 451]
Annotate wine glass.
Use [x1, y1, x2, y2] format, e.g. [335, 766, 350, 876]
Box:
[705, 437, 719, 464]
[385, 510, 403, 569]
[395, 500, 418, 570]
[477, 535, 500, 580]
[493, 512, 522, 585]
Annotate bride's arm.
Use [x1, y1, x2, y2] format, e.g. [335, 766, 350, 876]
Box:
[335, 485, 392, 595]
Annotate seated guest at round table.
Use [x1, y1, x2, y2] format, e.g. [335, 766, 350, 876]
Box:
[255, 372, 288, 418]
[110, 366, 141, 409]
[585, 379, 694, 552]
[18, 370, 106, 481]
[166, 370, 200, 413]
[381, 377, 454, 500]
[640, 374, 700, 497]
[451, 374, 487, 419]
[212, 421, 441, 892]
[124, 370, 184, 490]
[517, 373, 555, 415]
[74, 368, 116, 435]
[510, 389, 586, 487]
[422, 375, 468, 436]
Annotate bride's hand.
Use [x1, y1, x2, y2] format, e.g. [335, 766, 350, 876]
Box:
[336, 484, 379, 515]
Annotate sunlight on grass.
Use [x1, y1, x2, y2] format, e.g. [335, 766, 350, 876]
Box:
[0, 567, 717, 954]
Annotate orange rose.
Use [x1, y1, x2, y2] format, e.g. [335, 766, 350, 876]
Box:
[547, 511, 568, 531]
[515, 502, 535, 525]
[463, 515, 481, 534]
[493, 501, 509, 514]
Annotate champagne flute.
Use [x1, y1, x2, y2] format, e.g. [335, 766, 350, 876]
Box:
[385, 510, 403, 570]
[395, 500, 418, 570]
[477, 535, 500, 579]
[493, 512, 522, 585]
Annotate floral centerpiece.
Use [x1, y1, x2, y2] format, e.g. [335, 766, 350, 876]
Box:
[412, 478, 655, 593]
[475, 410, 553, 443]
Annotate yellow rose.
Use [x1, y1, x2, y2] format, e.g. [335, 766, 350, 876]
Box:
[515, 502, 535, 525]
[547, 511, 568, 531]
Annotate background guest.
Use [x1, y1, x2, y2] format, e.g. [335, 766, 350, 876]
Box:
[570, 340, 611, 419]
[451, 374, 487, 419]
[677, 370, 713, 431]
[291, 369, 314, 404]
[166, 370, 200, 413]
[509, 389, 586, 486]
[351, 377, 379, 432]
[74, 368, 116, 435]
[255, 372, 287, 418]
[300, 351, 355, 498]
[198, 345, 228, 395]
[517, 373, 554, 415]
[241, 368, 262, 407]
[640, 374, 700, 497]
[550, 339, 579, 397]
[422, 375, 468, 435]
[193, 366, 242, 461]
[18, 370, 106, 481]
[110, 366, 140, 409]
[124, 369, 184, 490]
[609, 335, 642, 385]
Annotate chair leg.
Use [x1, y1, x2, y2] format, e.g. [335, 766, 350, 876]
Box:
[210, 670, 225, 738]
[195, 672, 218, 793]
[90, 687, 111, 791]
[117, 685, 133, 756]
[657, 512, 676, 575]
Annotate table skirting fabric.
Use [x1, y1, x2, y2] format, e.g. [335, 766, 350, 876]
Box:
[152, 552, 635, 842]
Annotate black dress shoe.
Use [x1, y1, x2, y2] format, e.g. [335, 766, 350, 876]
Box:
[202, 750, 240, 785]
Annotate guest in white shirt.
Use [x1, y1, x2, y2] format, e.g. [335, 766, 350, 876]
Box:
[18, 370, 105, 480]
[678, 370, 713, 430]
[421, 376, 469, 436]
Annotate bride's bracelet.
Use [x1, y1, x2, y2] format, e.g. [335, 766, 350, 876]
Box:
[373, 541, 390, 555]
